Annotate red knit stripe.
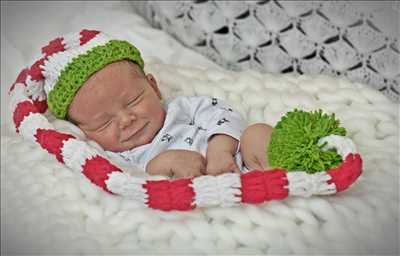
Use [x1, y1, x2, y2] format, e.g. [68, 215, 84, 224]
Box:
[82, 157, 123, 193]
[16, 68, 29, 84]
[241, 169, 289, 204]
[9, 68, 29, 93]
[327, 153, 362, 192]
[41, 37, 65, 57]
[80, 29, 100, 45]
[13, 101, 40, 130]
[28, 58, 45, 81]
[31, 99, 48, 113]
[34, 129, 75, 163]
[144, 179, 195, 211]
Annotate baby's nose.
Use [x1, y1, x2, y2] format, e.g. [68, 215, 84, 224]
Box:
[118, 110, 136, 129]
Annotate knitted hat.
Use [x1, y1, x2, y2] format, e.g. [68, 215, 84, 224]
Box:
[28, 29, 144, 119]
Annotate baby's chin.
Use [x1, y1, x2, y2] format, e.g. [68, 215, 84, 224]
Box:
[109, 138, 150, 152]
[105, 140, 147, 153]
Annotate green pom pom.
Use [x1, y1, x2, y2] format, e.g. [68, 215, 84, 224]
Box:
[268, 109, 346, 173]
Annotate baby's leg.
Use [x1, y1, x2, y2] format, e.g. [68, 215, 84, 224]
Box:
[240, 123, 273, 170]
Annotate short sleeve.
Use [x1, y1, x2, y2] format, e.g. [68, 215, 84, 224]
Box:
[172, 95, 247, 142]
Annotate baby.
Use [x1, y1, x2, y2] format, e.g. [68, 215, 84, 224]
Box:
[42, 30, 273, 178]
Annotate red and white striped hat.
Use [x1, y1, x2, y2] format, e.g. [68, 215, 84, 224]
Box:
[11, 29, 144, 120]
[8, 29, 363, 211]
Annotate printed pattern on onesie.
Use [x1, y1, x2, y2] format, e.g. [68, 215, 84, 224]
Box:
[107, 95, 247, 172]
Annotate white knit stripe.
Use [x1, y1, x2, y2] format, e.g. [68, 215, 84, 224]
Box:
[286, 171, 337, 197]
[105, 171, 148, 204]
[318, 134, 358, 159]
[41, 32, 111, 95]
[19, 113, 54, 143]
[192, 176, 220, 207]
[25, 75, 46, 101]
[9, 83, 29, 113]
[217, 174, 242, 206]
[191, 173, 241, 207]
[61, 139, 99, 172]
[62, 31, 83, 50]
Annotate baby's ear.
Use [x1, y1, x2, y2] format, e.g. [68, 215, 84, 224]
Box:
[146, 73, 162, 99]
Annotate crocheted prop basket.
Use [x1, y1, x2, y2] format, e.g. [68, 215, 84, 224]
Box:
[8, 29, 363, 211]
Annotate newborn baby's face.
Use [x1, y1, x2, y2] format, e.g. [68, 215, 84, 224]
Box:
[68, 60, 166, 152]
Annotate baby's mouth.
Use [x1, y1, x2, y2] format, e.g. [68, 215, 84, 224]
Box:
[121, 122, 149, 142]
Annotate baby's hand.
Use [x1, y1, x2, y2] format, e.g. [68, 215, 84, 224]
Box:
[171, 150, 207, 178]
[146, 150, 206, 178]
[206, 151, 240, 176]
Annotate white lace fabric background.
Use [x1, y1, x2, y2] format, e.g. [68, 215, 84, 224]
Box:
[1, 1, 399, 255]
[133, 0, 400, 102]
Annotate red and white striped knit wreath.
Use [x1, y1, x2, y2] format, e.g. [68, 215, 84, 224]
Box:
[8, 29, 363, 211]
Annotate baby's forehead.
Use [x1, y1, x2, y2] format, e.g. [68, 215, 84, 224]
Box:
[78, 61, 143, 98]
[85, 60, 144, 86]
[108, 60, 144, 75]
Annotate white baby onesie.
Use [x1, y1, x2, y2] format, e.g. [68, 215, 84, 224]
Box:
[106, 95, 247, 172]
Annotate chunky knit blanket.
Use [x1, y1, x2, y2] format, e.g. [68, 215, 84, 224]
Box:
[1, 2, 398, 255]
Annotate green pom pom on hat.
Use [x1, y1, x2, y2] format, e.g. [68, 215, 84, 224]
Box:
[268, 109, 346, 173]
[43, 36, 144, 119]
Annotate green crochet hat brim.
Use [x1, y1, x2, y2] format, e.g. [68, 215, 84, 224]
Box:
[47, 40, 144, 119]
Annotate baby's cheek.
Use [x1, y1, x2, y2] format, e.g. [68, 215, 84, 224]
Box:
[108, 126, 121, 144]
[91, 128, 120, 151]
[154, 104, 166, 123]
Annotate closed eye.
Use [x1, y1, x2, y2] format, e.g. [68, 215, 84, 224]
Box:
[127, 90, 144, 106]
[96, 119, 113, 132]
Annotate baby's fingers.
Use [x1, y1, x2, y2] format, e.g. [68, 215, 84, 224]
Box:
[184, 161, 206, 178]
[223, 160, 240, 174]
[206, 162, 240, 176]
[231, 163, 241, 174]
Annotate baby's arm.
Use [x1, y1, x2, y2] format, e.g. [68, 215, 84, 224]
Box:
[181, 96, 246, 175]
[206, 134, 240, 175]
[240, 123, 273, 170]
[167, 96, 246, 176]
[146, 149, 206, 178]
